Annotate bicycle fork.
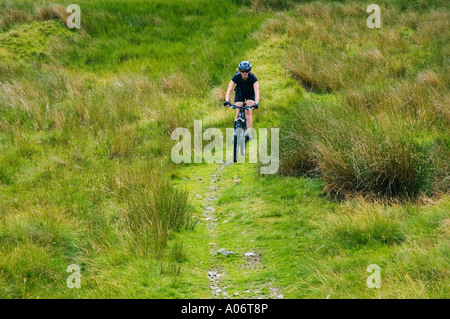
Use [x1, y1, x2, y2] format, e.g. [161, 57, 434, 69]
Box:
[233, 117, 247, 162]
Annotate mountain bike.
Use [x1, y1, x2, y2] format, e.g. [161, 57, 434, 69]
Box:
[227, 102, 258, 163]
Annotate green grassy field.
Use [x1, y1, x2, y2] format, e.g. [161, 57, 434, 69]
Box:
[0, 0, 448, 298]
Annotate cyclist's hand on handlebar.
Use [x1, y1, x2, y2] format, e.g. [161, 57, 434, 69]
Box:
[253, 102, 259, 109]
[224, 101, 231, 107]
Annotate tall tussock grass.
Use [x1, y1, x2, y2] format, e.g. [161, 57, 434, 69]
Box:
[281, 102, 436, 199]
[1, 2, 74, 31]
[37, 4, 68, 26]
[276, 1, 449, 199]
[316, 128, 433, 199]
[0, 7, 32, 30]
[112, 164, 191, 257]
[106, 125, 141, 159]
[282, 2, 449, 93]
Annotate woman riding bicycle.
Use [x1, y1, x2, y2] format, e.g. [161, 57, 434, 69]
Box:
[224, 60, 259, 140]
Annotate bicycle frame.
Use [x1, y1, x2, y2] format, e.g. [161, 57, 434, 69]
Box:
[229, 102, 255, 163]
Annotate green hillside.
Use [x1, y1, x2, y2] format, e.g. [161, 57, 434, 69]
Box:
[0, 0, 448, 299]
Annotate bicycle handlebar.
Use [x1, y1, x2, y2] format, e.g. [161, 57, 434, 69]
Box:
[229, 105, 253, 110]
[226, 102, 258, 110]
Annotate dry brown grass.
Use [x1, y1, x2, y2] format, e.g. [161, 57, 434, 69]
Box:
[210, 86, 226, 104]
[417, 70, 441, 87]
[51, 4, 69, 26]
[1, 3, 75, 28]
[37, 6, 54, 21]
[108, 125, 141, 159]
[0, 8, 32, 29]
[316, 132, 430, 199]
[162, 73, 196, 97]
[274, 3, 449, 98]
[286, 47, 348, 93]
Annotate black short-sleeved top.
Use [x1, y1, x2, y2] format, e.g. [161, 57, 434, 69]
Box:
[232, 72, 258, 96]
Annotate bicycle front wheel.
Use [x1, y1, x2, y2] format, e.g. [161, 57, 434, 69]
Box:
[233, 134, 238, 163]
[234, 123, 244, 162]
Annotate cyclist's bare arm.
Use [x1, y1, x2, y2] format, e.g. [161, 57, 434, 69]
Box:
[225, 80, 236, 103]
[253, 81, 259, 104]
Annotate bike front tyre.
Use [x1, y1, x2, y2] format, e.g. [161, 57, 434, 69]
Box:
[233, 134, 238, 163]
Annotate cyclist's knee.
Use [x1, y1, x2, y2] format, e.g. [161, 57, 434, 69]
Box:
[246, 100, 255, 106]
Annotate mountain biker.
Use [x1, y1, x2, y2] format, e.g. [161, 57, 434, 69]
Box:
[224, 60, 259, 140]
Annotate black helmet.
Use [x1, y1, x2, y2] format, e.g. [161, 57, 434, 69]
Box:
[238, 60, 252, 71]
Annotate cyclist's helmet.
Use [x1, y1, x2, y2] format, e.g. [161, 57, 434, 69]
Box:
[238, 60, 252, 71]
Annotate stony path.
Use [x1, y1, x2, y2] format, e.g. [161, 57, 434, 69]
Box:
[203, 161, 230, 298]
[199, 160, 283, 300]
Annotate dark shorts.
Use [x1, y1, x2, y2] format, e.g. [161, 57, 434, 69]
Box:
[234, 87, 255, 103]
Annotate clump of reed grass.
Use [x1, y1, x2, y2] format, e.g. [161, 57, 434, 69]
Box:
[50, 4, 68, 26]
[276, 2, 449, 199]
[107, 125, 141, 159]
[112, 164, 191, 257]
[37, 6, 53, 21]
[0, 8, 32, 30]
[279, 100, 437, 199]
